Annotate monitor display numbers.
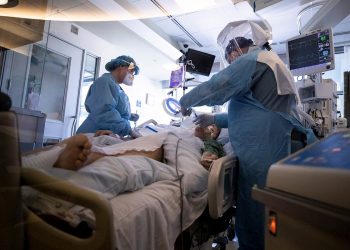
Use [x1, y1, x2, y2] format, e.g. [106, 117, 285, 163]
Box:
[318, 31, 331, 64]
[288, 29, 332, 71]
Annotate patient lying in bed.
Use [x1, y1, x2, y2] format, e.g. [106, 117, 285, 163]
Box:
[51, 125, 225, 171]
[21, 126, 212, 250]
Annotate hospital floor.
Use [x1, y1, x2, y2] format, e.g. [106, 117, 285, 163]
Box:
[191, 238, 238, 250]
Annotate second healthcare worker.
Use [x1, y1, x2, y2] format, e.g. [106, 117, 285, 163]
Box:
[77, 55, 141, 138]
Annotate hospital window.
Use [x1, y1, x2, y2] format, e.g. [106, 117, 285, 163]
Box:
[0, 44, 70, 121]
[26, 45, 70, 121]
[77, 53, 100, 129]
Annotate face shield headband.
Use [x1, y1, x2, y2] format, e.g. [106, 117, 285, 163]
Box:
[119, 59, 139, 75]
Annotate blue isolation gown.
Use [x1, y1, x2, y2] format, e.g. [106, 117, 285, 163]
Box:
[180, 48, 316, 249]
[77, 73, 131, 136]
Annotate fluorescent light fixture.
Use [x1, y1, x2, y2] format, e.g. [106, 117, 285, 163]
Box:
[175, 0, 216, 11]
[0, 0, 9, 5]
[89, 0, 182, 61]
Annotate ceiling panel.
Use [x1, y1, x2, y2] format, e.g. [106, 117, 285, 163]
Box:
[173, 8, 232, 35]
[77, 20, 177, 81]
[126, 0, 165, 19]
[50, 0, 86, 12]
[73, 0, 350, 70]
[53, 1, 108, 21]
[154, 18, 187, 37]
[173, 32, 216, 48]
[333, 14, 350, 33]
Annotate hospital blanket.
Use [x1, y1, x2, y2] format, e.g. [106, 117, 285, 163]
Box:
[26, 133, 208, 249]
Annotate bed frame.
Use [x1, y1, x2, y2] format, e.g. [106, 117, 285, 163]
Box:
[0, 111, 237, 250]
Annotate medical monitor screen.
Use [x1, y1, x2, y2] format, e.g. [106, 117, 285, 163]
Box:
[185, 49, 215, 76]
[287, 29, 334, 76]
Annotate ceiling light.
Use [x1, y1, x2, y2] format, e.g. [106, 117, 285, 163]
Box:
[175, 0, 216, 12]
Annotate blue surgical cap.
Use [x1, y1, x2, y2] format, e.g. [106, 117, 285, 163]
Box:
[105, 55, 140, 75]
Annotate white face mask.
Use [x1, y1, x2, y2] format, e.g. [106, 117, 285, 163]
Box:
[123, 72, 134, 86]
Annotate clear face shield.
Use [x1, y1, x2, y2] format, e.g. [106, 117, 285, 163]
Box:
[119, 59, 139, 76]
[217, 20, 272, 67]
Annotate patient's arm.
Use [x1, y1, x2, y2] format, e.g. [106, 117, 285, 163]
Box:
[200, 152, 219, 170]
[23, 134, 163, 171]
[54, 147, 164, 171]
[94, 130, 121, 138]
[83, 148, 164, 168]
[200, 139, 225, 170]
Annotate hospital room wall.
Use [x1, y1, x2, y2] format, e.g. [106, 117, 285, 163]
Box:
[37, 21, 123, 139]
[46, 21, 172, 132]
[123, 76, 172, 125]
[47, 21, 121, 77]
[323, 46, 350, 116]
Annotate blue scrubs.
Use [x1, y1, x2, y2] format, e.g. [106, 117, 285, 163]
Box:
[180, 48, 316, 249]
[77, 73, 131, 136]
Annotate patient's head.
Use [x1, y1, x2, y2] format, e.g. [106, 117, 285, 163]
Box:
[194, 125, 221, 140]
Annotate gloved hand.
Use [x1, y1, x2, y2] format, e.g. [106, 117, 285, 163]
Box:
[130, 128, 142, 138]
[130, 113, 140, 122]
[193, 114, 215, 128]
[180, 106, 192, 116]
[94, 130, 116, 137]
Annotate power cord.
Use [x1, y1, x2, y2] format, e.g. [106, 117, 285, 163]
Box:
[175, 138, 185, 249]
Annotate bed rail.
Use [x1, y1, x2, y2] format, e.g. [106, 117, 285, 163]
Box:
[136, 119, 158, 129]
[0, 111, 23, 250]
[21, 167, 115, 250]
[208, 155, 238, 219]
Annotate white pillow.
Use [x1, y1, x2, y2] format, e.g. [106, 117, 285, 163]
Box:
[217, 128, 230, 145]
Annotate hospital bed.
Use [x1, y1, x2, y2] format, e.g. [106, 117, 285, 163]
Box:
[0, 111, 238, 250]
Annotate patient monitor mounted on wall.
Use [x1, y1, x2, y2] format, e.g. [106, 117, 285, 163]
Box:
[286, 28, 335, 76]
[287, 28, 337, 137]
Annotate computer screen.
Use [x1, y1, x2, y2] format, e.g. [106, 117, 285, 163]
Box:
[185, 48, 215, 76]
[287, 28, 334, 76]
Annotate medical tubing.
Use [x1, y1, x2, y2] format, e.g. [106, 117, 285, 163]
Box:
[175, 138, 184, 249]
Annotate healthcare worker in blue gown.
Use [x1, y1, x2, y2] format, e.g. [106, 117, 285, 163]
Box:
[77, 55, 141, 137]
[180, 21, 317, 249]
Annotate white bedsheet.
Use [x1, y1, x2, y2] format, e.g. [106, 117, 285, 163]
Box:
[89, 132, 168, 155]
[75, 132, 209, 250]
[110, 181, 207, 250]
[23, 131, 209, 250]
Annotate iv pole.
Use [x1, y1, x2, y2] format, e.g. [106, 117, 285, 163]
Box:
[182, 62, 187, 96]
